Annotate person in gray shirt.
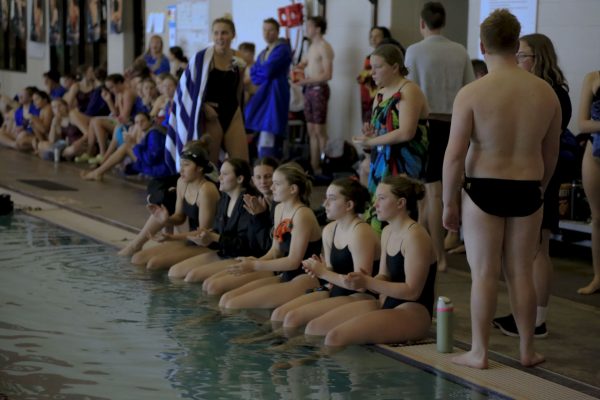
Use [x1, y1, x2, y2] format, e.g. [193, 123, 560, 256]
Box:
[405, 2, 474, 272]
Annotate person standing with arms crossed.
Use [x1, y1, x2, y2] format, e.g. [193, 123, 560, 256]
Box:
[405, 2, 474, 273]
[442, 9, 561, 369]
[295, 16, 334, 175]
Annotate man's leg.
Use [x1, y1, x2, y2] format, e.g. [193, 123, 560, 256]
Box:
[503, 209, 545, 367]
[452, 192, 504, 369]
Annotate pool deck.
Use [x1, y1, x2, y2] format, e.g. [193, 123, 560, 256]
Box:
[1, 147, 599, 399]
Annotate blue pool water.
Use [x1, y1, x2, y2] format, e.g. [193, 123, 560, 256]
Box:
[0, 213, 495, 399]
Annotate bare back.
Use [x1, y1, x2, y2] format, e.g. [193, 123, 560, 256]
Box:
[461, 67, 561, 182]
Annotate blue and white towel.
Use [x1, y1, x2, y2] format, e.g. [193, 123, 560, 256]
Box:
[165, 46, 214, 174]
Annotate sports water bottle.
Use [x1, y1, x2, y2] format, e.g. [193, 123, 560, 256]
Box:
[436, 296, 454, 353]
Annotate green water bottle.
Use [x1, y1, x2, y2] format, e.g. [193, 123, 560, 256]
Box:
[436, 296, 454, 353]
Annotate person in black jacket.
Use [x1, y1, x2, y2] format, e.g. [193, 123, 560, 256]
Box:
[243, 157, 279, 256]
[169, 158, 265, 281]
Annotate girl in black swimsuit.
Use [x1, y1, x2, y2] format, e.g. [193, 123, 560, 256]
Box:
[202, 18, 249, 164]
[127, 141, 220, 271]
[205, 163, 322, 309]
[270, 177, 380, 327]
[306, 175, 437, 347]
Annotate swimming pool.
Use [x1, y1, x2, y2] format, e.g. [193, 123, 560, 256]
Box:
[0, 213, 496, 399]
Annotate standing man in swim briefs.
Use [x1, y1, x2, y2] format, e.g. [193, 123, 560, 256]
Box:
[442, 9, 561, 369]
[405, 1, 474, 273]
[295, 16, 334, 175]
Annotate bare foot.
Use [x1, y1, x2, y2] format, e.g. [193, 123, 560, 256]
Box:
[80, 170, 103, 181]
[117, 243, 142, 257]
[521, 351, 545, 367]
[444, 233, 461, 250]
[577, 278, 600, 295]
[448, 244, 466, 254]
[451, 350, 488, 369]
[437, 259, 448, 272]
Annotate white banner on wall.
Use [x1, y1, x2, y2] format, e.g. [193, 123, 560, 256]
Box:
[176, 0, 210, 57]
[480, 0, 538, 35]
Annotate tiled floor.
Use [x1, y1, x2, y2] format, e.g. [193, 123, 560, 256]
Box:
[1, 147, 599, 398]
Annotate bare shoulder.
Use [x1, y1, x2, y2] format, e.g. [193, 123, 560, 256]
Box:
[352, 222, 378, 245]
[201, 180, 219, 198]
[322, 40, 334, 57]
[295, 205, 318, 224]
[322, 221, 335, 240]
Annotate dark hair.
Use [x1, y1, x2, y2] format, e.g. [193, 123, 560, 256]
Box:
[382, 175, 425, 213]
[169, 46, 188, 63]
[213, 17, 236, 36]
[276, 162, 312, 206]
[471, 59, 488, 77]
[62, 72, 77, 81]
[520, 33, 568, 90]
[43, 70, 61, 83]
[331, 177, 371, 214]
[94, 66, 107, 82]
[180, 140, 213, 173]
[254, 156, 279, 171]
[371, 44, 409, 76]
[33, 90, 50, 103]
[76, 64, 91, 79]
[370, 26, 392, 39]
[238, 42, 255, 53]
[421, 2, 446, 30]
[106, 73, 125, 84]
[308, 16, 327, 35]
[224, 158, 253, 190]
[264, 17, 280, 31]
[480, 9, 520, 55]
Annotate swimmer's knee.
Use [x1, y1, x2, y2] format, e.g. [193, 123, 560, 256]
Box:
[146, 258, 166, 271]
[270, 306, 287, 322]
[324, 327, 344, 347]
[282, 309, 302, 328]
[168, 264, 186, 279]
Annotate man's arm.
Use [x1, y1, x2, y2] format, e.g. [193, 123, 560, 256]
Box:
[442, 87, 473, 232]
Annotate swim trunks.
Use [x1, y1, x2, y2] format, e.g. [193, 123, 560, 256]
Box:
[424, 119, 450, 183]
[303, 83, 330, 124]
[463, 177, 543, 218]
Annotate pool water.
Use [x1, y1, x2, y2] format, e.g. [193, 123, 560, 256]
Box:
[0, 213, 494, 399]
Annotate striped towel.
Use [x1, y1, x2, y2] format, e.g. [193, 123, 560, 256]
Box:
[165, 46, 214, 173]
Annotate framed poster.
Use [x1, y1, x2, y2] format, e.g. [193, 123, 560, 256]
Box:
[86, 0, 101, 42]
[30, 0, 45, 42]
[66, 0, 80, 45]
[49, 0, 62, 45]
[110, 0, 122, 34]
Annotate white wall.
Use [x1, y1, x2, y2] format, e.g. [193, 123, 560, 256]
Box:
[468, 0, 600, 132]
[144, 0, 232, 60]
[325, 0, 373, 155]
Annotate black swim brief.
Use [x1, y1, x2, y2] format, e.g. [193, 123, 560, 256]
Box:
[463, 177, 543, 218]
